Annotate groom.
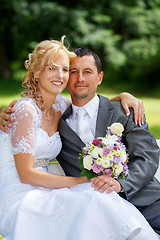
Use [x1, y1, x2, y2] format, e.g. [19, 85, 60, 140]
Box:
[57, 48, 160, 234]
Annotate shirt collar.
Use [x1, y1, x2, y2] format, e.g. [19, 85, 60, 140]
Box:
[72, 95, 99, 119]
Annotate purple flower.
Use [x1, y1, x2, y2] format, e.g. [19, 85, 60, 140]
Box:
[106, 129, 111, 135]
[123, 163, 129, 175]
[92, 164, 104, 174]
[84, 143, 90, 154]
[114, 156, 121, 165]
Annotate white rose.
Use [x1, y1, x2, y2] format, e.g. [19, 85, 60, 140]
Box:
[108, 135, 119, 142]
[110, 123, 124, 137]
[90, 146, 103, 158]
[102, 137, 109, 146]
[83, 155, 93, 170]
[114, 164, 123, 175]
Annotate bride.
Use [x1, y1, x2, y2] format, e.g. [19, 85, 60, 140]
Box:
[0, 36, 158, 240]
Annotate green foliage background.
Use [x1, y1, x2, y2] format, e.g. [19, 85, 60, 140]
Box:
[1, 0, 160, 93]
[0, 0, 160, 138]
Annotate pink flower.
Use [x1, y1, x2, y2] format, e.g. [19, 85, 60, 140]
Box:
[92, 138, 102, 146]
[103, 147, 110, 156]
[113, 146, 118, 151]
[92, 164, 104, 174]
[103, 169, 113, 176]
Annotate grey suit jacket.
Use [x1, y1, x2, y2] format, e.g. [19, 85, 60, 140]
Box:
[57, 95, 160, 208]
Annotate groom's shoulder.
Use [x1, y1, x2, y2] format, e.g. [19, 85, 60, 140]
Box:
[98, 94, 125, 113]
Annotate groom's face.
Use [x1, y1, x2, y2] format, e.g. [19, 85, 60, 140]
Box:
[68, 55, 103, 106]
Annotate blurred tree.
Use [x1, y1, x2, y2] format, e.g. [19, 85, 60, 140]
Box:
[0, 0, 15, 77]
[0, 0, 160, 93]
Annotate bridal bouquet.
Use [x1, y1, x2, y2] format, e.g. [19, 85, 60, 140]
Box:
[79, 123, 129, 180]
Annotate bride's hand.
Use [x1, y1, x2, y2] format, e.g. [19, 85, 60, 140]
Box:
[0, 100, 17, 133]
[110, 92, 145, 126]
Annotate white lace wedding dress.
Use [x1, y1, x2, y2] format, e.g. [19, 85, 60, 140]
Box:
[0, 97, 159, 240]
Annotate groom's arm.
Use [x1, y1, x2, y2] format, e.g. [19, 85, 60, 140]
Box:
[118, 108, 159, 201]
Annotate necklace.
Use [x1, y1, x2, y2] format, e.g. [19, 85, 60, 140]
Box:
[43, 108, 55, 124]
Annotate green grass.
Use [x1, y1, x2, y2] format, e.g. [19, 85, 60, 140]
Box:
[0, 78, 160, 139]
[0, 235, 3, 239]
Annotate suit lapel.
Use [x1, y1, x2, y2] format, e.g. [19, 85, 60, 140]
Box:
[59, 95, 114, 145]
[59, 105, 85, 147]
[95, 95, 114, 138]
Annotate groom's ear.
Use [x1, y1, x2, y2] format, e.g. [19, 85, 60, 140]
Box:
[98, 71, 103, 86]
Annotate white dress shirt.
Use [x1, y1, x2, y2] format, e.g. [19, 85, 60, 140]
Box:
[66, 95, 99, 137]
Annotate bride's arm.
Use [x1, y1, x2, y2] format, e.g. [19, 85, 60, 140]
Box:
[11, 101, 87, 189]
[14, 153, 87, 189]
[110, 92, 144, 126]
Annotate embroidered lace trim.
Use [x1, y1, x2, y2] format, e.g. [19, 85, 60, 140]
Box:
[34, 159, 49, 167]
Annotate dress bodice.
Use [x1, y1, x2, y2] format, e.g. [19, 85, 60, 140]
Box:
[10, 97, 62, 165]
[34, 129, 61, 167]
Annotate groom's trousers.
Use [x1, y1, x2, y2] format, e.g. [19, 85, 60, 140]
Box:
[139, 198, 160, 235]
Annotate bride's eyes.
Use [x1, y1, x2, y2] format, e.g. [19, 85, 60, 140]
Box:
[63, 68, 69, 72]
[48, 66, 69, 73]
[49, 66, 57, 71]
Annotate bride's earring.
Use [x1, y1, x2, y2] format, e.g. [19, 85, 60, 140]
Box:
[32, 73, 38, 83]
[35, 78, 38, 83]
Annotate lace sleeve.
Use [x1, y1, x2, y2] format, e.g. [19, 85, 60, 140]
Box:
[10, 100, 37, 156]
[52, 94, 71, 114]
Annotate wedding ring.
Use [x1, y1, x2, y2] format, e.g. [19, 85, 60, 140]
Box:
[110, 180, 113, 184]
[141, 109, 144, 112]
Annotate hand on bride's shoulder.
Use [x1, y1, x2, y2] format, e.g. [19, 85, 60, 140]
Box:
[0, 100, 17, 133]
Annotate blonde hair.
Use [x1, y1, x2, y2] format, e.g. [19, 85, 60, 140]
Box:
[21, 36, 76, 109]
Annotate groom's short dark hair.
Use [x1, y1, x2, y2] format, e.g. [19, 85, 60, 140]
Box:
[72, 48, 102, 74]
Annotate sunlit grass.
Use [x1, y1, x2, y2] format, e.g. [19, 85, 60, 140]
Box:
[0, 95, 21, 107]
[141, 97, 160, 138]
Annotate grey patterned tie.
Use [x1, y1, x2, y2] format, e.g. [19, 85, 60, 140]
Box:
[77, 108, 94, 144]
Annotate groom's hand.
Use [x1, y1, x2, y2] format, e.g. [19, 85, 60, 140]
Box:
[0, 100, 17, 133]
[91, 175, 122, 194]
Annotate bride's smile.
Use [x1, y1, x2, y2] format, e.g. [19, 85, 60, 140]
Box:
[37, 56, 69, 97]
